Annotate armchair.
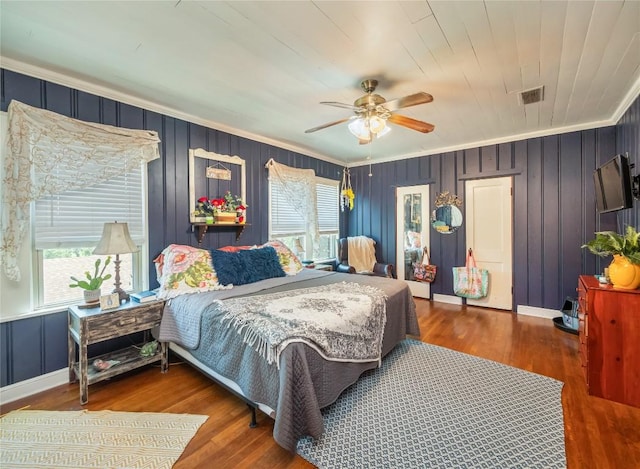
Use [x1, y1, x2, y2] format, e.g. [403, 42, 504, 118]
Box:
[336, 237, 394, 278]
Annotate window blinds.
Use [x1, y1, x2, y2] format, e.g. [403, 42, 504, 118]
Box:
[317, 181, 339, 232]
[34, 167, 144, 249]
[270, 178, 339, 235]
[270, 180, 305, 235]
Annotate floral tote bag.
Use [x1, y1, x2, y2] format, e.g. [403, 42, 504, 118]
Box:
[413, 247, 437, 283]
[452, 249, 489, 299]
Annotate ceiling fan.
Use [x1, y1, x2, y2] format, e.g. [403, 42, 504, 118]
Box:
[304, 79, 435, 144]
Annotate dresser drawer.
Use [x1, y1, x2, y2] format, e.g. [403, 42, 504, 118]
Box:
[578, 313, 587, 339]
[577, 281, 588, 314]
[86, 303, 163, 341]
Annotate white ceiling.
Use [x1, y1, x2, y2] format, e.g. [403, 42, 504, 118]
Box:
[1, 1, 639, 166]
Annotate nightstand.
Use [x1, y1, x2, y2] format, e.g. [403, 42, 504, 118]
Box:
[68, 300, 168, 404]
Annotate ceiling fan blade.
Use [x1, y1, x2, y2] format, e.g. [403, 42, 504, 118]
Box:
[304, 117, 351, 133]
[320, 101, 361, 111]
[383, 92, 433, 112]
[387, 114, 435, 133]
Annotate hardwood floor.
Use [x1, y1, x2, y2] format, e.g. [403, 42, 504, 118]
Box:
[2, 299, 639, 468]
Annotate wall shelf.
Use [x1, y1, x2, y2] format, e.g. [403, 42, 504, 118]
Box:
[192, 223, 249, 244]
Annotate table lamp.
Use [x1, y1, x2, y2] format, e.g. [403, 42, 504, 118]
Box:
[93, 221, 138, 303]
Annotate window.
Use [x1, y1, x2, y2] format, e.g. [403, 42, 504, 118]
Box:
[270, 176, 339, 262]
[34, 168, 145, 307]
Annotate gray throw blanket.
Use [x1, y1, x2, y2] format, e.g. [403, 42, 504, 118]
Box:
[158, 270, 419, 452]
[218, 282, 387, 367]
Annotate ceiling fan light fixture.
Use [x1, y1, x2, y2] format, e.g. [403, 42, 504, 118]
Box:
[348, 117, 369, 139]
[306, 79, 432, 141]
[348, 116, 390, 141]
[377, 124, 391, 138]
[368, 115, 386, 133]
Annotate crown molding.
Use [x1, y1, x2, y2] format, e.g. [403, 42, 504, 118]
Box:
[3, 57, 637, 171]
[611, 73, 640, 124]
[347, 119, 617, 168]
[348, 75, 639, 167]
[0, 57, 344, 167]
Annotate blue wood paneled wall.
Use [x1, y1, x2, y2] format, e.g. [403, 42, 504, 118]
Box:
[0, 69, 344, 387]
[0, 67, 637, 388]
[616, 96, 640, 230]
[348, 97, 639, 311]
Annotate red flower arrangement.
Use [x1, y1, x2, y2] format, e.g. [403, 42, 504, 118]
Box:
[194, 191, 247, 220]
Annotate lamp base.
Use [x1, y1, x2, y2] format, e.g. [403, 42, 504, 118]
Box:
[113, 287, 130, 304]
[111, 254, 129, 304]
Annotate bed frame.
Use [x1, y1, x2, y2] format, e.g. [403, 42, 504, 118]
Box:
[170, 343, 272, 428]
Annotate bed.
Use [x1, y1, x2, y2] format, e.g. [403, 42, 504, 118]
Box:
[156, 243, 419, 451]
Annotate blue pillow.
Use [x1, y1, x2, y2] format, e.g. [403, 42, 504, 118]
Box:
[210, 246, 286, 286]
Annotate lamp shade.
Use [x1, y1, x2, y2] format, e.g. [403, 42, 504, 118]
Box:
[93, 222, 138, 255]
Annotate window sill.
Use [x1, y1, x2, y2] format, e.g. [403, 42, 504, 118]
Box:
[0, 305, 68, 324]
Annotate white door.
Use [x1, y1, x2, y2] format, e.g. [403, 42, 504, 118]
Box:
[465, 177, 513, 310]
[396, 185, 430, 298]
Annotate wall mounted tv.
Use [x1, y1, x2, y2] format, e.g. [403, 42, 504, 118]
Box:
[593, 154, 633, 214]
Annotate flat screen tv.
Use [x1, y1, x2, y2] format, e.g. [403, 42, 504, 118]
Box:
[593, 154, 633, 214]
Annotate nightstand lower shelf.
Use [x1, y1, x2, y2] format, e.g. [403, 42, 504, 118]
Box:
[71, 344, 167, 386]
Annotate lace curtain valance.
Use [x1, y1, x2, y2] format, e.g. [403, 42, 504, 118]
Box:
[265, 159, 320, 256]
[1, 100, 161, 281]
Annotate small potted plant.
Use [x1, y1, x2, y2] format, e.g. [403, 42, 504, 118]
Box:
[582, 225, 640, 289]
[69, 256, 113, 304]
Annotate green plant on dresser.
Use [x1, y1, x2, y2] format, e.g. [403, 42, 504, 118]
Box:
[582, 226, 640, 290]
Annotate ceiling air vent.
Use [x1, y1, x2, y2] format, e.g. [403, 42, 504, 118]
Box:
[518, 86, 544, 105]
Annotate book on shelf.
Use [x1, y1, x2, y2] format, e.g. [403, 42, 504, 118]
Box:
[130, 290, 158, 303]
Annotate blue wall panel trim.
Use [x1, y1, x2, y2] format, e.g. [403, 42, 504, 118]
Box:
[43, 312, 69, 375]
[348, 108, 638, 311]
[0, 68, 342, 387]
[0, 69, 638, 388]
[10, 316, 44, 384]
[0, 322, 10, 387]
[616, 95, 640, 231]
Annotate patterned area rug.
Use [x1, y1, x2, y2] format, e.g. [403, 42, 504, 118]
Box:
[297, 339, 565, 468]
[0, 410, 207, 468]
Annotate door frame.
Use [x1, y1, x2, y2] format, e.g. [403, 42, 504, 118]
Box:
[464, 176, 513, 310]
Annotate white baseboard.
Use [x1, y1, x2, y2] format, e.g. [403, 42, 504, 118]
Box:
[0, 368, 68, 406]
[517, 305, 559, 319]
[432, 294, 463, 305]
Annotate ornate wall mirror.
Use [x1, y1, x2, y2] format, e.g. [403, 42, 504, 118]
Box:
[188, 148, 246, 223]
[431, 191, 463, 234]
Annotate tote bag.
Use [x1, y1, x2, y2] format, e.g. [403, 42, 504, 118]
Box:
[452, 249, 489, 299]
[413, 247, 437, 283]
